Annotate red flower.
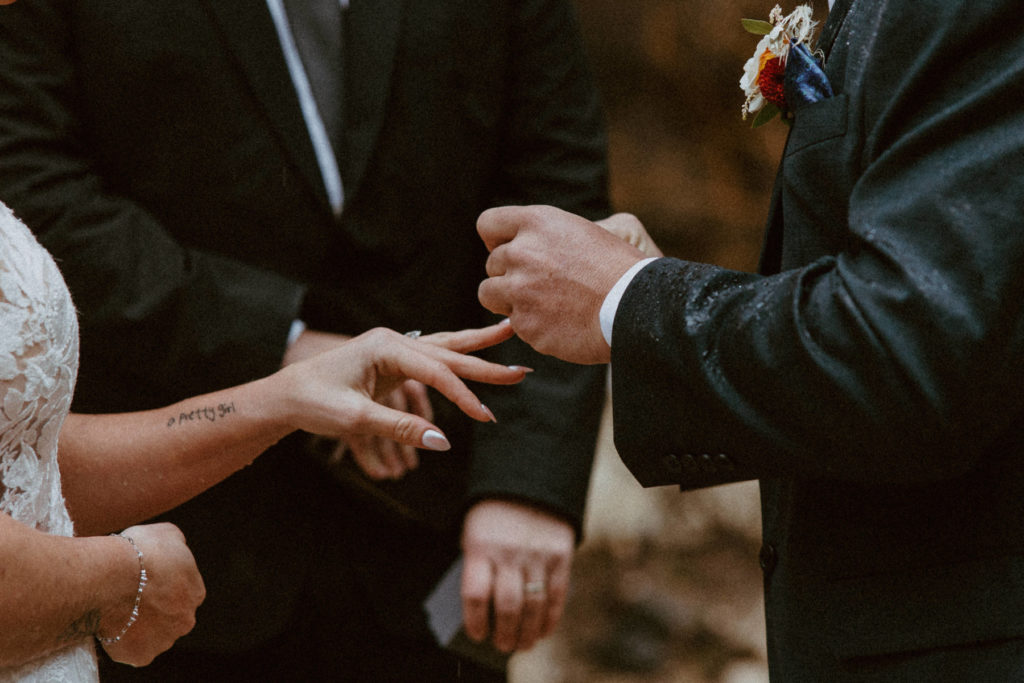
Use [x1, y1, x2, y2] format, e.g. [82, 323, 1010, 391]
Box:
[757, 53, 787, 109]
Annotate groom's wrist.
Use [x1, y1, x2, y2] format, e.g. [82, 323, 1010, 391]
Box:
[599, 257, 658, 346]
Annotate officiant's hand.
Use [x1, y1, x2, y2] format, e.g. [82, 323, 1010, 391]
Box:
[478, 205, 646, 365]
[99, 523, 205, 667]
[461, 500, 575, 653]
[339, 379, 432, 480]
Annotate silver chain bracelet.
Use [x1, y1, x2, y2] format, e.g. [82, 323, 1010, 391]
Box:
[97, 533, 148, 644]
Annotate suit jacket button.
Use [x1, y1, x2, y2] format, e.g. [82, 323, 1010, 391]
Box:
[716, 453, 735, 472]
[663, 454, 682, 474]
[699, 453, 715, 473]
[759, 544, 777, 574]
[681, 454, 699, 473]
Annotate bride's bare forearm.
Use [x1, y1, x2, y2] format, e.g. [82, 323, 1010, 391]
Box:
[56, 325, 524, 534]
[0, 515, 136, 667]
[59, 377, 293, 535]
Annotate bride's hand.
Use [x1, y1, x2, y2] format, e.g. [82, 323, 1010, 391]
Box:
[269, 320, 526, 452]
[595, 212, 663, 258]
[99, 523, 205, 667]
[336, 323, 519, 479]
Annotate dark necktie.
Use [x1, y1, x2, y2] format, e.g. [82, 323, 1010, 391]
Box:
[282, 0, 345, 160]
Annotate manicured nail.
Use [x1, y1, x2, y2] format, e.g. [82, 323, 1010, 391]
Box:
[421, 429, 451, 451]
[507, 365, 534, 373]
[481, 403, 497, 423]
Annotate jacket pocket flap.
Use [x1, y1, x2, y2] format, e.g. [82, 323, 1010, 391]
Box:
[785, 93, 848, 156]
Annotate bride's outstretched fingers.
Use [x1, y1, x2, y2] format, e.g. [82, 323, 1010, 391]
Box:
[420, 318, 517, 354]
[374, 331, 526, 423]
[271, 327, 527, 445]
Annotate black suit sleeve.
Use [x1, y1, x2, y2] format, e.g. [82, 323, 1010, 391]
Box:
[611, 0, 1024, 488]
[0, 1, 303, 401]
[464, 0, 610, 530]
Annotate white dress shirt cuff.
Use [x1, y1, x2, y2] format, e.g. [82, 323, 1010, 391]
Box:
[287, 319, 307, 348]
[599, 257, 659, 347]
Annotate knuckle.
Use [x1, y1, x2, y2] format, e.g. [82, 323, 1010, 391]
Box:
[547, 585, 567, 603]
[366, 467, 390, 481]
[363, 327, 392, 345]
[462, 592, 489, 611]
[349, 406, 374, 433]
[135, 654, 157, 668]
[524, 204, 555, 225]
[392, 415, 418, 443]
[180, 613, 198, 635]
[477, 281, 496, 307]
[493, 602, 520, 619]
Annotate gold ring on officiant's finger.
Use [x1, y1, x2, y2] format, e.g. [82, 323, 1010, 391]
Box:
[524, 581, 546, 595]
[404, 330, 422, 339]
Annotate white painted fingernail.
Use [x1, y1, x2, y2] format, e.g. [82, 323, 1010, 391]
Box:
[481, 403, 497, 423]
[507, 365, 534, 373]
[421, 429, 451, 451]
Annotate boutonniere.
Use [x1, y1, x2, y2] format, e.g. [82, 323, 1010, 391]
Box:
[740, 4, 832, 127]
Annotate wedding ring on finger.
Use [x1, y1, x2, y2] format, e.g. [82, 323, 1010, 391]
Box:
[404, 330, 422, 340]
[524, 580, 546, 596]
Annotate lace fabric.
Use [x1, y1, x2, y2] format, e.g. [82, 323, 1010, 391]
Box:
[0, 202, 98, 681]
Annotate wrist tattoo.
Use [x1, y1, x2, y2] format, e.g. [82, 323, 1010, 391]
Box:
[57, 610, 101, 646]
[167, 401, 236, 428]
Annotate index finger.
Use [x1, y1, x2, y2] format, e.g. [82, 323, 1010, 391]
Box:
[380, 344, 523, 422]
[420, 319, 514, 354]
[477, 205, 532, 252]
[462, 554, 495, 643]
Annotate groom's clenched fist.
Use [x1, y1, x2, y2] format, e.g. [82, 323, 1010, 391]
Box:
[477, 205, 645, 365]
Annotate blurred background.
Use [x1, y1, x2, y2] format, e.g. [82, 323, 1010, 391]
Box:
[509, 1, 828, 681]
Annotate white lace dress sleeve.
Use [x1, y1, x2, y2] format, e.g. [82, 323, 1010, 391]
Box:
[0, 202, 99, 682]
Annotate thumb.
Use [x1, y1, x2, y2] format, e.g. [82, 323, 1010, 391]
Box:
[354, 402, 452, 451]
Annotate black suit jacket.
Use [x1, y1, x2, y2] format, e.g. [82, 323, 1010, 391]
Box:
[610, 0, 1024, 679]
[0, 0, 607, 651]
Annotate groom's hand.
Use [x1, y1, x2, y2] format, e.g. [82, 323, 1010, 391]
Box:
[477, 205, 644, 365]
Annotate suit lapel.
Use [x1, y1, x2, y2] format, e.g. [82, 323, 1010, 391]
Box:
[757, 173, 785, 275]
[200, 0, 328, 208]
[759, 0, 855, 274]
[341, 0, 404, 201]
[816, 0, 855, 59]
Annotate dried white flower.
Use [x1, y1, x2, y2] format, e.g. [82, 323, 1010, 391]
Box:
[739, 4, 819, 121]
